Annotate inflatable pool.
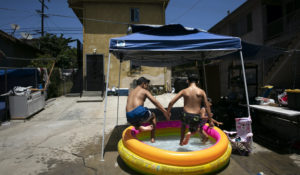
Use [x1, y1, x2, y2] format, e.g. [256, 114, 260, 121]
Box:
[118, 120, 231, 175]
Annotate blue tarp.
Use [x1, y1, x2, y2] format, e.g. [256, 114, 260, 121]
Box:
[109, 24, 242, 66]
[0, 69, 39, 94]
[0, 69, 37, 77]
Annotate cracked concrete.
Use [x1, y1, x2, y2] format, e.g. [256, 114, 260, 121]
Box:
[0, 94, 299, 175]
[0, 95, 179, 175]
[0, 96, 107, 175]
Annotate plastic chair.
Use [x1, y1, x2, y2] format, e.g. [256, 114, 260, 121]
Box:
[224, 117, 253, 155]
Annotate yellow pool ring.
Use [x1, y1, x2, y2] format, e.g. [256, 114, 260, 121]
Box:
[118, 139, 232, 175]
[122, 125, 229, 166]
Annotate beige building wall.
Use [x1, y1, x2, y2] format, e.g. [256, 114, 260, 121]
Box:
[69, 0, 171, 89]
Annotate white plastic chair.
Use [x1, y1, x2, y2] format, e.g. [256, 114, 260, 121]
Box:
[224, 117, 253, 155]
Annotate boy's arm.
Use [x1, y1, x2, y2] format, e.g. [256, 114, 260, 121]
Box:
[145, 90, 169, 120]
[200, 107, 207, 119]
[167, 90, 183, 114]
[202, 91, 214, 128]
[212, 118, 223, 126]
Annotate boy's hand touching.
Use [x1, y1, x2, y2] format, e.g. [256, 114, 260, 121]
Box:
[163, 110, 170, 121]
[209, 120, 214, 128]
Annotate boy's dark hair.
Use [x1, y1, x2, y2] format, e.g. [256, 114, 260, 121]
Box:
[137, 77, 150, 85]
[188, 74, 198, 83]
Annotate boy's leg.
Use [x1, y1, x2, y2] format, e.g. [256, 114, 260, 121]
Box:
[149, 113, 156, 143]
[180, 123, 186, 146]
[182, 131, 192, 145]
[138, 125, 153, 132]
[199, 128, 209, 143]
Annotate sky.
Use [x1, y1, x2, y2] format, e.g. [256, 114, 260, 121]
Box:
[0, 0, 246, 47]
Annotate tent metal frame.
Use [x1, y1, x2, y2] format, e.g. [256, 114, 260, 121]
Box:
[101, 25, 252, 160]
[100, 50, 251, 161]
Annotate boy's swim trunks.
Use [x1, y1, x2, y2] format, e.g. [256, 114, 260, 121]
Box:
[181, 111, 202, 133]
[126, 106, 152, 127]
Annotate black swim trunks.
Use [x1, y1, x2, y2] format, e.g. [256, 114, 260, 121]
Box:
[181, 111, 202, 133]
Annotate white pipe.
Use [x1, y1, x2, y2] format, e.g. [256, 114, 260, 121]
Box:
[116, 60, 122, 126]
[202, 59, 208, 95]
[101, 53, 111, 161]
[239, 51, 251, 118]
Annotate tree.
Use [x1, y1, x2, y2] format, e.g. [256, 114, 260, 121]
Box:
[30, 33, 78, 98]
[36, 33, 77, 68]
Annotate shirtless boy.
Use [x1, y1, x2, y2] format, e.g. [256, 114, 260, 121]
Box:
[167, 75, 214, 146]
[126, 77, 169, 143]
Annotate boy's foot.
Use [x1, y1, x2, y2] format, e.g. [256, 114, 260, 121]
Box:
[151, 138, 155, 143]
[182, 133, 191, 145]
[201, 136, 209, 143]
[139, 125, 153, 132]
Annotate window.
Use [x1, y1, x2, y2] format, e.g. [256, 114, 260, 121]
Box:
[247, 13, 253, 33]
[266, 5, 283, 24]
[230, 13, 252, 36]
[130, 61, 141, 72]
[266, 4, 284, 38]
[285, 0, 300, 15]
[130, 8, 139, 22]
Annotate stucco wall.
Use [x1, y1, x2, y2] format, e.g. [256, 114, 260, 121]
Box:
[239, 2, 264, 45]
[80, 1, 170, 89]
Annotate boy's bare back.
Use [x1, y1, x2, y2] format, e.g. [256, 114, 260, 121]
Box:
[126, 86, 148, 112]
[126, 77, 169, 121]
[181, 85, 205, 114]
[168, 80, 213, 124]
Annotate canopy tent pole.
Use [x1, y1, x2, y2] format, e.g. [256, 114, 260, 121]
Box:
[202, 59, 208, 95]
[239, 51, 251, 118]
[101, 53, 111, 161]
[5, 69, 8, 121]
[116, 59, 122, 126]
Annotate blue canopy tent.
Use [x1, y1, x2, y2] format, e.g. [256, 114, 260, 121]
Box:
[109, 24, 242, 67]
[101, 24, 250, 160]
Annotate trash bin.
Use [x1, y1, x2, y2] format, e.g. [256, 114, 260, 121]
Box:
[285, 89, 300, 110]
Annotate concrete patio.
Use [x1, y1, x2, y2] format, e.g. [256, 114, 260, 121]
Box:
[0, 94, 299, 175]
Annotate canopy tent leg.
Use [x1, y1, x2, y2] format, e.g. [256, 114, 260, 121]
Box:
[5, 69, 8, 121]
[101, 53, 111, 161]
[239, 51, 252, 152]
[239, 51, 251, 118]
[202, 59, 208, 95]
[116, 59, 122, 126]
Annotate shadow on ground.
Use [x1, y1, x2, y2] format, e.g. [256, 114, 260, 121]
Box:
[104, 125, 129, 154]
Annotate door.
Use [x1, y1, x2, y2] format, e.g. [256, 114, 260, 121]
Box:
[86, 54, 104, 91]
[206, 65, 221, 103]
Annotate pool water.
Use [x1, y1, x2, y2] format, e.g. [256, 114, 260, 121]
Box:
[142, 135, 215, 152]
